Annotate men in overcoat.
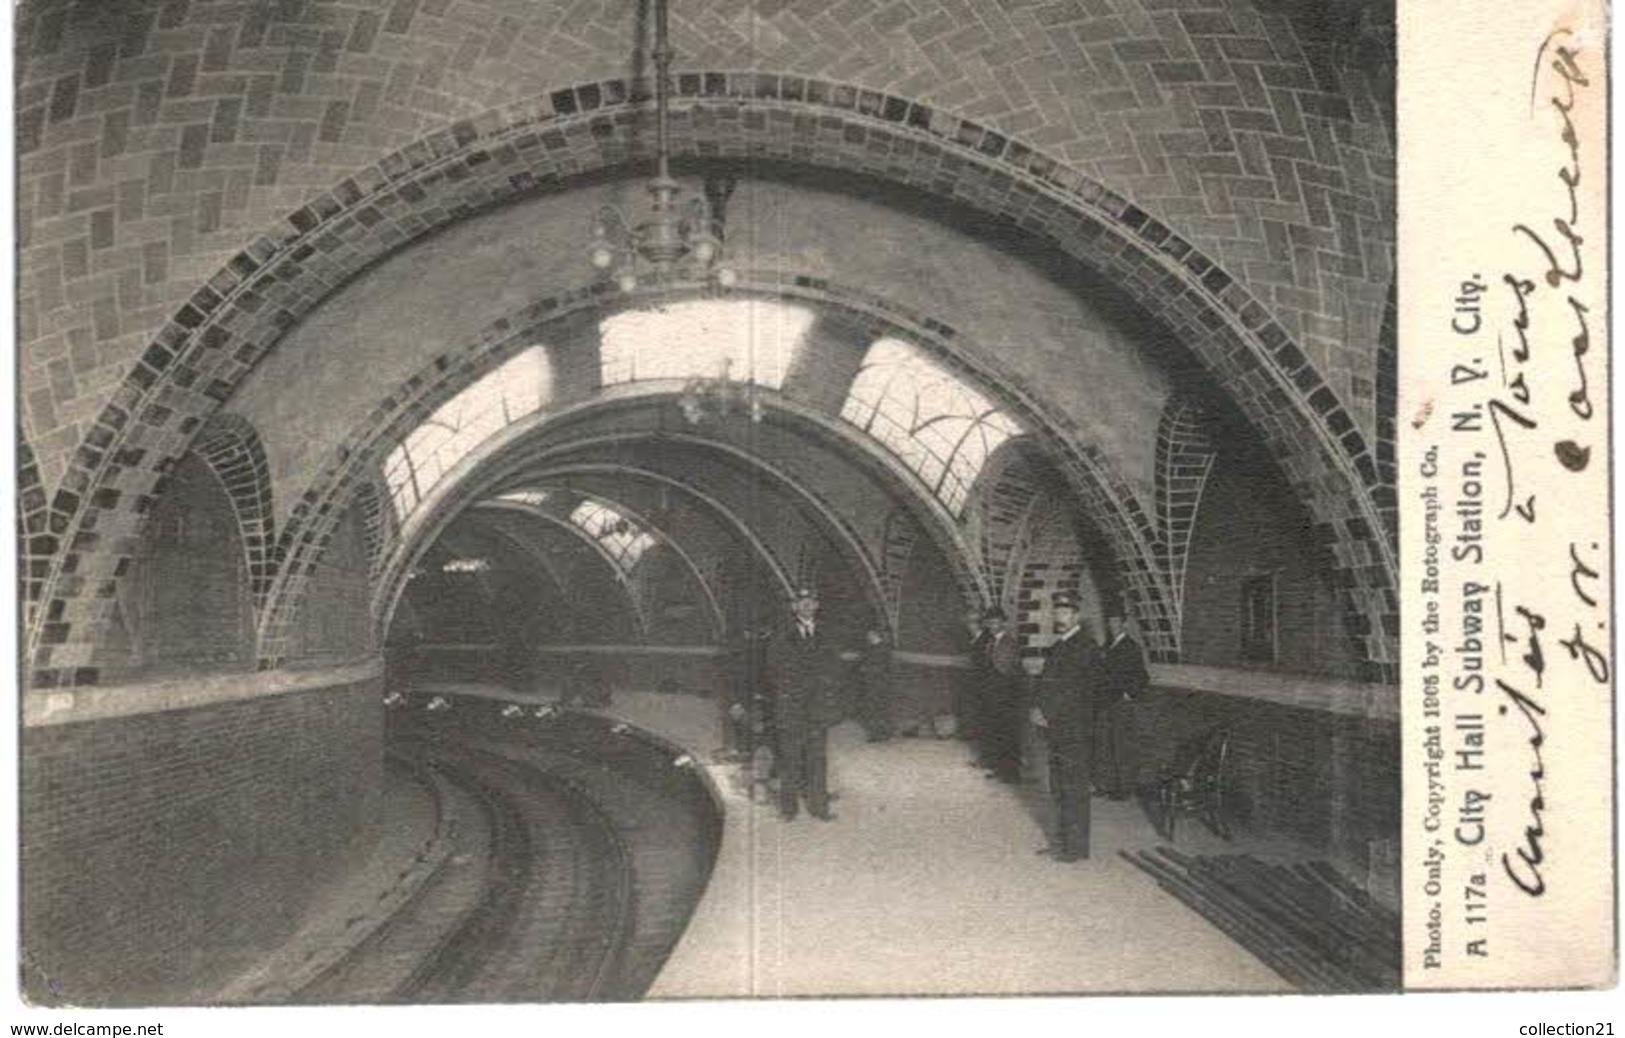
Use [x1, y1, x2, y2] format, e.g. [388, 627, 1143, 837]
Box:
[767, 588, 841, 821]
[970, 606, 1023, 782]
[1030, 591, 1100, 861]
[1095, 612, 1150, 799]
[854, 627, 894, 743]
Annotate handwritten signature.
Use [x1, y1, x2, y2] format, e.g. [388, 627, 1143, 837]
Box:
[1486, 31, 1597, 526]
[1484, 31, 1603, 903]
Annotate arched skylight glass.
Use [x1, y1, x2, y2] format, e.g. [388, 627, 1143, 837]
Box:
[841, 337, 1023, 515]
[497, 489, 550, 507]
[599, 298, 814, 389]
[441, 557, 491, 574]
[571, 499, 657, 571]
[384, 348, 552, 518]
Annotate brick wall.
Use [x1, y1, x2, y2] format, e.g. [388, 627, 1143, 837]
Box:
[891, 529, 963, 657]
[1135, 683, 1399, 900]
[1014, 504, 1112, 653]
[1181, 438, 1362, 679]
[20, 676, 383, 1005]
[98, 451, 255, 680]
[961, 446, 1044, 611]
[281, 492, 375, 663]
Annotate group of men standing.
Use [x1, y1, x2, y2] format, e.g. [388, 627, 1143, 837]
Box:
[727, 585, 1150, 853]
[969, 591, 1149, 862]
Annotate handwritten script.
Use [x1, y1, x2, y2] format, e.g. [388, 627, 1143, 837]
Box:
[1484, 30, 1606, 901]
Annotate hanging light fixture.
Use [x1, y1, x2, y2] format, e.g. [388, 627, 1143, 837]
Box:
[588, 0, 736, 292]
[677, 356, 765, 425]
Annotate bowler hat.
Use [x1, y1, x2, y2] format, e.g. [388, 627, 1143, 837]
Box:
[981, 606, 1008, 621]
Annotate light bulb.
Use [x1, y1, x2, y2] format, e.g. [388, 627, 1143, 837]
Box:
[716, 266, 738, 288]
[617, 271, 638, 293]
[692, 238, 716, 264]
[590, 244, 616, 270]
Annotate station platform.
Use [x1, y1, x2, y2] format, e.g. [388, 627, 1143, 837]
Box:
[589, 690, 1294, 998]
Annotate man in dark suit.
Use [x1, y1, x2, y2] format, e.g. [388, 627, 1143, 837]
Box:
[767, 588, 841, 821]
[1030, 591, 1100, 861]
[1096, 611, 1150, 800]
[854, 627, 894, 743]
[971, 606, 1023, 783]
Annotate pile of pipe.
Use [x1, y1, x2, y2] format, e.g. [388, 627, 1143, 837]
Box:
[1121, 847, 1400, 991]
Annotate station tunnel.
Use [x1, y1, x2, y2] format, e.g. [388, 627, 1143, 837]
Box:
[17, 0, 1399, 1004]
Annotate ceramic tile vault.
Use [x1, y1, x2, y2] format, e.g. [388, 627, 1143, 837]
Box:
[18, 76, 1395, 687]
[16, 0, 1394, 481]
[253, 277, 1170, 674]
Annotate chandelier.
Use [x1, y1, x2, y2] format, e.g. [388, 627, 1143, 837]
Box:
[677, 357, 764, 425]
[588, 0, 736, 292]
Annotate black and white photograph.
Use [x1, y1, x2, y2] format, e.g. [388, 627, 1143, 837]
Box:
[10, 0, 1460, 1011]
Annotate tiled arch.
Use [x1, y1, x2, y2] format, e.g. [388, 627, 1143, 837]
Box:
[351, 478, 394, 583]
[477, 488, 727, 640]
[190, 413, 276, 612]
[22, 79, 1394, 686]
[963, 442, 1050, 617]
[365, 434, 900, 661]
[1154, 396, 1220, 651]
[506, 464, 799, 612]
[876, 508, 921, 635]
[253, 277, 1170, 672]
[1374, 281, 1398, 551]
[455, 508, 577, 628]
[18, 437, 47, 629]
[464, 497, 649, 638]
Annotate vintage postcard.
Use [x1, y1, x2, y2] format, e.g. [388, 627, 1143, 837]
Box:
[3, 0, 1613, 1026]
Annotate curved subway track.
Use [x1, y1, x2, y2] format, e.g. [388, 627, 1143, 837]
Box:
[290, 697, 721, 1004]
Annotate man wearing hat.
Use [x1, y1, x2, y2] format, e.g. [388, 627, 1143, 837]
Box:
[1029, 590, 1101, 861]
[971, 605, 1023, 783]
[766, 587, 841, 821]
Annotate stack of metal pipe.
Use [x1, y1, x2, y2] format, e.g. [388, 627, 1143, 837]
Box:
[1122, 847, 1400, 992]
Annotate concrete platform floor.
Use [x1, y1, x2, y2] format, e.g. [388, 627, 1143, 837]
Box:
[590, 691, 1296, 998]
[277, 683, 1302, 1001]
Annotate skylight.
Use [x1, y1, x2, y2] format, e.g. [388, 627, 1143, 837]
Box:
[840, 337, 1023, 514]
[441, 557, 491, 574]
[599, 298, 814, 389]
[571, 499, 656, 571]
[384, 348, 552, 519]
[497, 490, 550, 507]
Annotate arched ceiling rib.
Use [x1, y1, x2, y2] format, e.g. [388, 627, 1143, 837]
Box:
[476, 488, 726, 639]
[462, 498, 649, 637]
[372, 422, 917, 647]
